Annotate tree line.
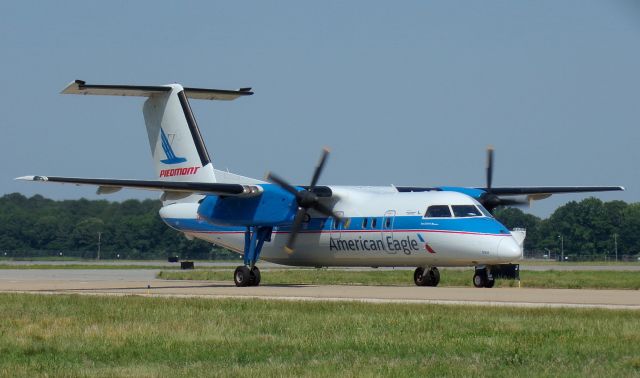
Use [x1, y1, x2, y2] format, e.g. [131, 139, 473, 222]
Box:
[494, 198, 639, 259]
[0, 193, 234, 260]
[0, 193, 638, 260]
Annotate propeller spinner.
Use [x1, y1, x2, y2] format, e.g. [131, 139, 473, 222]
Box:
[266, 148, 341, 254]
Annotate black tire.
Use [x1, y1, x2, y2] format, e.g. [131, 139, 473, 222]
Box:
[250, 266, 261, 286]
[413, 267, 424, 286]
[473, 271, 486, 288]
[430, 267, 440, 287]
[414, 267, 437, 287]
[485, 278, 495, 288]
[234, 266, 252, 287]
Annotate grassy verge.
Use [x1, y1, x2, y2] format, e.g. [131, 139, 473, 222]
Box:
[0, 264, 178, 270]
[520, 260, 640, 266]
[0, 293, 638, 377]
[158, 268, 640, 289]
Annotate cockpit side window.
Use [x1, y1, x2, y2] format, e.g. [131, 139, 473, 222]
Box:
[424, 205, 452, 218]
[477, 204, 493, 217]
[451, 205, 482, 217]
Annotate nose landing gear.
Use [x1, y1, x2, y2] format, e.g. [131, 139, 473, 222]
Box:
[473, 267, 495, 288]
[414, 267, 440, 287]
[234, 265, 261, 287]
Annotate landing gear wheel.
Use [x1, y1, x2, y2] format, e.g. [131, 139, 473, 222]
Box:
[250, 266, 261, 286]
[485, 278, 495, 288]
[430, 267, 440, 286]
[234, 266, 252, 287]
[414, 267, 440, 287]
[473, 271, 487, 288]
[414, 267, 428, 286]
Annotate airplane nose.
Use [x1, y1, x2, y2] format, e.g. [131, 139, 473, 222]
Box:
[498, 237, 522, 260]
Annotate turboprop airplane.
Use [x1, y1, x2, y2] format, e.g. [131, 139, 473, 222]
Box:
[17, 80, 624, 288]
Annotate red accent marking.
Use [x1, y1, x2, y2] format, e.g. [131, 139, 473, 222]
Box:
[425, 243, 436, 254]
[159, 166, 200, 178]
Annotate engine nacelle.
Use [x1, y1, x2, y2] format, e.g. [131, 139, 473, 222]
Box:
[197, 184, 298, 227]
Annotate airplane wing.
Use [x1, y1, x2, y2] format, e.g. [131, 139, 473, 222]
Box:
[473, 186, 625, 195]
[15, 176, 262, 197]
[396, 186, 624, 195]
[396, 185, 625, 212]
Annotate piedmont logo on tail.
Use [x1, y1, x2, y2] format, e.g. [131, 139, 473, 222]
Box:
[160, 128, 187, 165]
[158, 128, 201, 177]
[160, 166, 200, 177]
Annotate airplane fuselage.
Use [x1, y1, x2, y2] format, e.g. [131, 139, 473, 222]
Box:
[159, 187, 524, 267]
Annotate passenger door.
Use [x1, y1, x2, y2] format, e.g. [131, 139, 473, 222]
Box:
[330, 211, 344, 240]
[382, 210, 396, 254]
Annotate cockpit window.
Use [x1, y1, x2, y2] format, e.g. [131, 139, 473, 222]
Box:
[451, 205, 482, 217]
[424, 205, 452, 218]
[477, 204, 493, 217]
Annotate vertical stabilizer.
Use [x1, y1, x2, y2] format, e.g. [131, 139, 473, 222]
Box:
[143, 85, 216, 183]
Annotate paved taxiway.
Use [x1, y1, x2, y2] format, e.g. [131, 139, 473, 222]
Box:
[0, 269, 638, 310]
[2, 260, 640, 270]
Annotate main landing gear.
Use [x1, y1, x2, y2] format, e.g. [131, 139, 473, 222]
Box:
[414, 267, 440, 287]
[234, 226, 272, 287]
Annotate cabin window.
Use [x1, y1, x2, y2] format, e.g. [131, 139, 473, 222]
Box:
[424, 205, 452, 218]
[362, 218, 368, 228]
[371, 218, 378, 229]
[451, 205, 482, 217]
[384, 217, 391, 228]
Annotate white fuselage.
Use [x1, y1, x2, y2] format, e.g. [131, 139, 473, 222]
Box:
[159, 187, 524, 267]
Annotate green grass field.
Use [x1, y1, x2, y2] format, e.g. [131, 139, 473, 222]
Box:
[520, 260, 640, 266]
[0, 293, 638, 377]
[158, 268, 640, 289]
[0, 264, 179, 270]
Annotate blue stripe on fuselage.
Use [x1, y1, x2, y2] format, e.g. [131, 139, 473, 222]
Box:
[163, 215, 510, 235]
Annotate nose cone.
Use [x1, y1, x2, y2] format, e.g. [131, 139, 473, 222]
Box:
[498, 237, 522, 260]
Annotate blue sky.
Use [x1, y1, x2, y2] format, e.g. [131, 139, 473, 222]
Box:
[1, 1, 638, 217]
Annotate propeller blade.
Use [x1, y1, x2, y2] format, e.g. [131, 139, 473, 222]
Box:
[486, 146, 494, 191]
[285, 207, 307, 254]
[309, 148, 330, 189]
[313, 201, 342, 222]
[266, 172, 300, 197]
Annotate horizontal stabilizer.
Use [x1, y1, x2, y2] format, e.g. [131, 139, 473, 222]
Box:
[15, 176, 262, 197]
[61, 80, 253, 101]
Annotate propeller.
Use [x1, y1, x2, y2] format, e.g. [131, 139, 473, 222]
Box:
[266, 148, 341, 254]
[479, 147, 527, 213]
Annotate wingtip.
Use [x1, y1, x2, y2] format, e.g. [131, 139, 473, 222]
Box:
[15, 175, 35, 181]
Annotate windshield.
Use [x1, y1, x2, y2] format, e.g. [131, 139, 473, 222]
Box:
[451, 205, 482, 217]
[424, 205, 452, 218]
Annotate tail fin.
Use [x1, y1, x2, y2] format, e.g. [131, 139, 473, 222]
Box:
[61, 80, 253, 183]
[143, 85, 215, 182]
